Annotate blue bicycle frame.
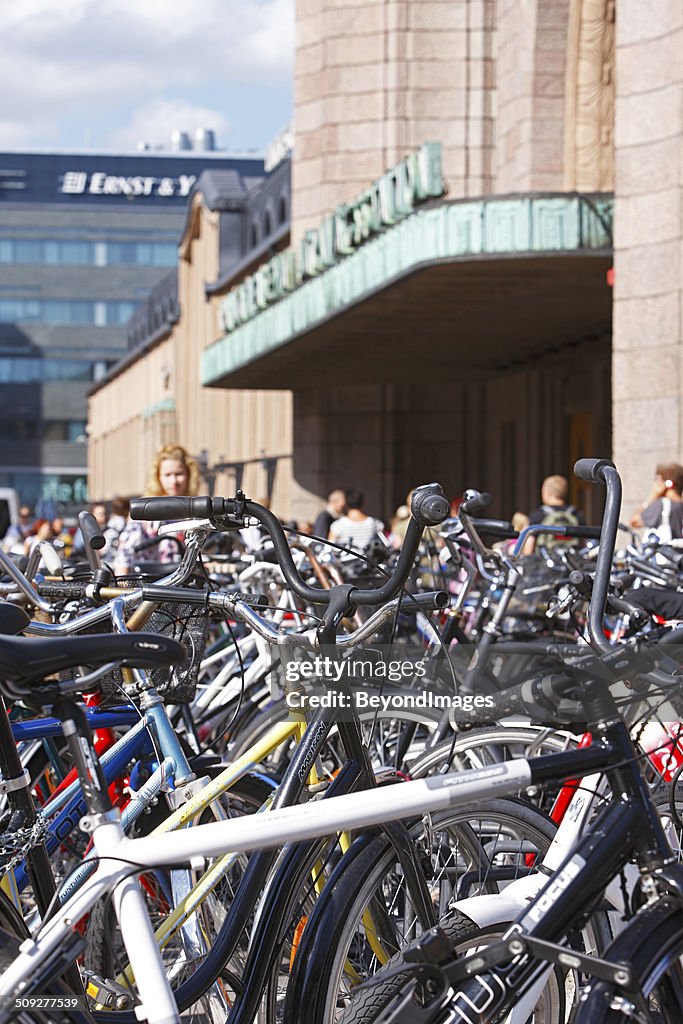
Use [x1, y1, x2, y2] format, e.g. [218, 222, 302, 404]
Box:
[11, 703, 192, 894]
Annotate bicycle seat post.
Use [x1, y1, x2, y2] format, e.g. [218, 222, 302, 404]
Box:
[52, 698, 114, 821]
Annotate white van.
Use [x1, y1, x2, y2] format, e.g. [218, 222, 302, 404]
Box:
[0, 489, 20, 541]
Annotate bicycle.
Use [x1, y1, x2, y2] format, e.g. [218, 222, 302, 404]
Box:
[326, 458, 683, 1024]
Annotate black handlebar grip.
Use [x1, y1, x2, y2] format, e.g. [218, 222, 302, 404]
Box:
[573, 458, 616, 484]
[565, 525, 602, 539]
[459, 489, 493, 516]
[78, 511, 106, 551]
[410, 483, 450, 527]
[470, 518, 518, 540]
[129, 496, 214, 521]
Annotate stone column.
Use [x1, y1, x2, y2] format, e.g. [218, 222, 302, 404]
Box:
[293, 0, 497, 244]
[612, 0, 683, 514]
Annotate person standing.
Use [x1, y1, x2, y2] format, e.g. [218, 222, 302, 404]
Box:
[630, 462, 683, 541]
[328, 489, 384, 554]
[525, 475, 584, 553]
[3, 505, 34, 554]
[313, 489, 346, 539]
[113, 444, 200, 575]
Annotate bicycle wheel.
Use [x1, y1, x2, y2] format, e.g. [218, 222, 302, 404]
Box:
[575, 895, 683, 1023]
[84, 772, 271, 1024]
[281, 798, 558, 1024]
[228, 695, 449, 780]
[335, 911, 565, 1024]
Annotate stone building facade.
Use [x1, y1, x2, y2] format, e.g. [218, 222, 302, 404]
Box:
[89, 0, 677, 525]
[612, 0, 683, 515]
[293, 0, 614, 235]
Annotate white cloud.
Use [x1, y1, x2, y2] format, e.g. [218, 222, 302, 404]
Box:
[106, 99, 231, 151]
[0, 118, 59, 149]
[0, 0, 293, 149]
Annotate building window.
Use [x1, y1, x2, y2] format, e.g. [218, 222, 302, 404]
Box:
[250, 221, 260, 249]
[0, 299, 139, 326]
[15, 240, 43, 263]
[0, 358, 105, 383]
[0, 238, 176, 267]
[278, 195, 288, 225]
[61, 241, 92, 265]
[105, 301, 137, 325]
[104, 241, 177, 266]
[264, 208, 273, 238]
[0, 300, 40, 322]
[0, 418, 39, 441]
[42, 300, 91, 325]
[41, 420, 88, 442]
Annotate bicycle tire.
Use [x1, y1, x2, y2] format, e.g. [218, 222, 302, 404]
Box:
[410, 725, 579, 815]
[282, 798, 558, 1024]
[410, 725, 578, 777]
[229, 693, 450, 780]
[334, 911, 565, 1024]
[575, 895, 683, 1023]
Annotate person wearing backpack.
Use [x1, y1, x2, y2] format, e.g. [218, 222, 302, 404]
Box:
[629, 462, 683, 542]
[525, 474, 585, 553]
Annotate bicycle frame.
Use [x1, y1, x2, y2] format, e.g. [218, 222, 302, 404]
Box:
[0, 745, 613, 1024]
[12, 716, 155, 895]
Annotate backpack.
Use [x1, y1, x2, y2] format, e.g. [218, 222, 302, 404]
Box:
[538, 504, 580, 551]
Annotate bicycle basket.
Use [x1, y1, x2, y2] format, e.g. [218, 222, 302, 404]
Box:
[141, 600, 209, 704]
[64, 584, 210, 705]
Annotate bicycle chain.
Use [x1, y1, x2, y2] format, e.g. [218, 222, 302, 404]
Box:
[0, 817, 50, 873]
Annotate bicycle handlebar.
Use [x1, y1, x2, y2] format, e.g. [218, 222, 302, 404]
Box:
[225, 590, 449, 649]
[574, 458, 620, 653]
[130, 484, 451, 608]
[574, 458, 616, 484]
[78, 511, 106, 551]
[459, 490, 492, 517]
[470, 519, 518, 541]
[454, 641, 683, 728]
[513, 523, 602, 556]
[130, 496, 221, 520]
[78, 511, 105, 574]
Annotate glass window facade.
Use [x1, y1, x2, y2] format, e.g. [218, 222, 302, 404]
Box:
[0, 238, 177, 267]
[0, 359, 101, 382]
[41, 420, 87, 442]
[0, 299, 138, 325]
[0, 472, 89, 508]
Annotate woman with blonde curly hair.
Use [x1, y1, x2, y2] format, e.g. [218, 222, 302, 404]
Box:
[145, 443, 200, 498]
[113, 443, 201, 574]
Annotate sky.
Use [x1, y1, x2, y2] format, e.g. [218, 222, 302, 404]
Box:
[0, 0, 294, 154]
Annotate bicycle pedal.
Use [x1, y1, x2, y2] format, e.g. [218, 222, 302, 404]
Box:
[85, 973, 135, 1011]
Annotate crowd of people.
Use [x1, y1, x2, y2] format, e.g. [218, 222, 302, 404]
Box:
[4, 446, 683, 570]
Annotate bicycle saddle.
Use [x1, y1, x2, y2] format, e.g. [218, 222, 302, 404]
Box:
[0, 632, 186, 684]
[0, 602, 30, 636]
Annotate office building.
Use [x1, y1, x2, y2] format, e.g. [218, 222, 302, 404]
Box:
[0, 145, 264, 513]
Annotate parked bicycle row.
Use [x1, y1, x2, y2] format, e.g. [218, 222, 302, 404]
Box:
[0, 460, 682, 1022]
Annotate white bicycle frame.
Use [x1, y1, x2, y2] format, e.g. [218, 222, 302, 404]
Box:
[450, 768, 612, 1024]
[450, 757, 681, 1023]
[0, 759, 534, 1024]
